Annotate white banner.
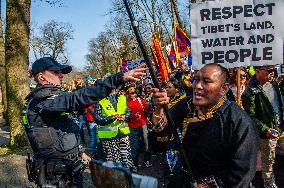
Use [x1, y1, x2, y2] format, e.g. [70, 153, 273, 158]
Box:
[191, 0, 284, 70]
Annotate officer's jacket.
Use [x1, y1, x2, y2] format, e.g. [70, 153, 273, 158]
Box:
[23, 73, 125, 157]
[242, 77, 284, 138]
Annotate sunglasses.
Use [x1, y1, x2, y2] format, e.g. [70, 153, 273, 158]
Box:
[128, 92, 136, 95]
[240, 74, 247, 78]
[259, 68, 275, 74]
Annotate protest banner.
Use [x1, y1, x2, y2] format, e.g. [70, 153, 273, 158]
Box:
[127, 58, 153, 84]
[191, 0, 284, 70]
[127, 58, 145, 70]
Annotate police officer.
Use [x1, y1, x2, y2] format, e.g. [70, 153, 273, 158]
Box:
[23, 57, 147, 187]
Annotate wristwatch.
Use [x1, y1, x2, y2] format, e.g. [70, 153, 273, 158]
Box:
[78, 145, 85, 156]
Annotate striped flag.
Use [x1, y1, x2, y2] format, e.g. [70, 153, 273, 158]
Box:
[174, 23, 191, 54]
[117, 58, 128, 73]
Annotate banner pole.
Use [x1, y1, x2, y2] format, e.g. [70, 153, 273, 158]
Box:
[236, 67, 241, 106]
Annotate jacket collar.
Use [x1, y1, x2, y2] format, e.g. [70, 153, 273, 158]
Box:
[25, 84, 61, 100]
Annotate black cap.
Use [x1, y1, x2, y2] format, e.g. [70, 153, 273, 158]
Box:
[31, 57, 72, 76]
[253, 65, 275, 70]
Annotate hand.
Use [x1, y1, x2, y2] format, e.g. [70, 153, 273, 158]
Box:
[197, 183, 207, 188]
[81, 153, 91, 163]
[123, 64, 148, 82]
[117, 115, 126, 121]
[135, 112, 141, 118]
[112, 114, 119, 120]
[151, 88, 169, 109]
[267, 128, 279, 139]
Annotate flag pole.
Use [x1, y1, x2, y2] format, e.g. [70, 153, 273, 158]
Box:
[117, 58, 122, 73]
[122, 0, 196, 186]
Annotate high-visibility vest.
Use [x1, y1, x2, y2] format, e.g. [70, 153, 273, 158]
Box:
[98, 95, 130, 139]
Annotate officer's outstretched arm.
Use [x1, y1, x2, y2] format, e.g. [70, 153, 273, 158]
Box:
[36, 67, 147, 112]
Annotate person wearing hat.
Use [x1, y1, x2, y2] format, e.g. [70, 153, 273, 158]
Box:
[84, 75, 97, 152]
[23, 57, 147, 187]
[242, 65, 284, 188]
[85, 75, 95, 86]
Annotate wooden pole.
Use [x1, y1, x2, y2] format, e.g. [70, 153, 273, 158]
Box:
[236, 67, 241, 106]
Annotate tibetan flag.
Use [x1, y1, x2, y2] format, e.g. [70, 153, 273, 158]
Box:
[169, 43, 177, 65]
[174, 23, 191, 54]
[117, 58, 128, 73]
[166, 45, 176, 71]
[152, 34, 169, 83]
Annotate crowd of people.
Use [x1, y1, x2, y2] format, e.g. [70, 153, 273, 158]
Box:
[24, 56, 284, 188]
[72, 63, 283, 187]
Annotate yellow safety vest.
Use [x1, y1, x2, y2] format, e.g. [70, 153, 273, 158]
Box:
[98, 95, 130, 139]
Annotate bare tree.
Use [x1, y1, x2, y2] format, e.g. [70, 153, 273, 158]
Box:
[86, 34, 114, 78]
[171, 0, 184, 29]
[86, 0, 191, 78]
[37, 0, 64, 7]
[30, 20, 74, 64]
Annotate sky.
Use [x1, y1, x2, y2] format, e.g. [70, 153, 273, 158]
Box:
[30, 0, 112, 70]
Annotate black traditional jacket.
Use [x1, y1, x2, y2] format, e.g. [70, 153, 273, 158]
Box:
[170, 97, 259, 187]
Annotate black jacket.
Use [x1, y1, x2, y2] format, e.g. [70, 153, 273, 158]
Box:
[24, 73, 125, 158]
[170, 97, 259, 187]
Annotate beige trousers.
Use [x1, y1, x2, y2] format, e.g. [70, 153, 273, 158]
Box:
[260, 139, 277, 181]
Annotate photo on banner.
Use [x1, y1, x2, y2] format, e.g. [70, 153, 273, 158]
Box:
[190, 0, 284, 70]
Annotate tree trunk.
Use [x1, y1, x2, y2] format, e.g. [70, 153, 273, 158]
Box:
[171, 0, 184, 29]
[0, 18, 7, 123]
[5, 0, 31, 146]
[0, 0, 7, 123]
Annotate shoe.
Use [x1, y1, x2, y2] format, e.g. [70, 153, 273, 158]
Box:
[144, 161, 152, 167]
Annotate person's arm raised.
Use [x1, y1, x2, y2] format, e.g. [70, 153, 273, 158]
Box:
[123, 64, 148, 82]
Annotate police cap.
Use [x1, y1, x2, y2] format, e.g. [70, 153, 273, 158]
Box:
[31, 57, 72, 76]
